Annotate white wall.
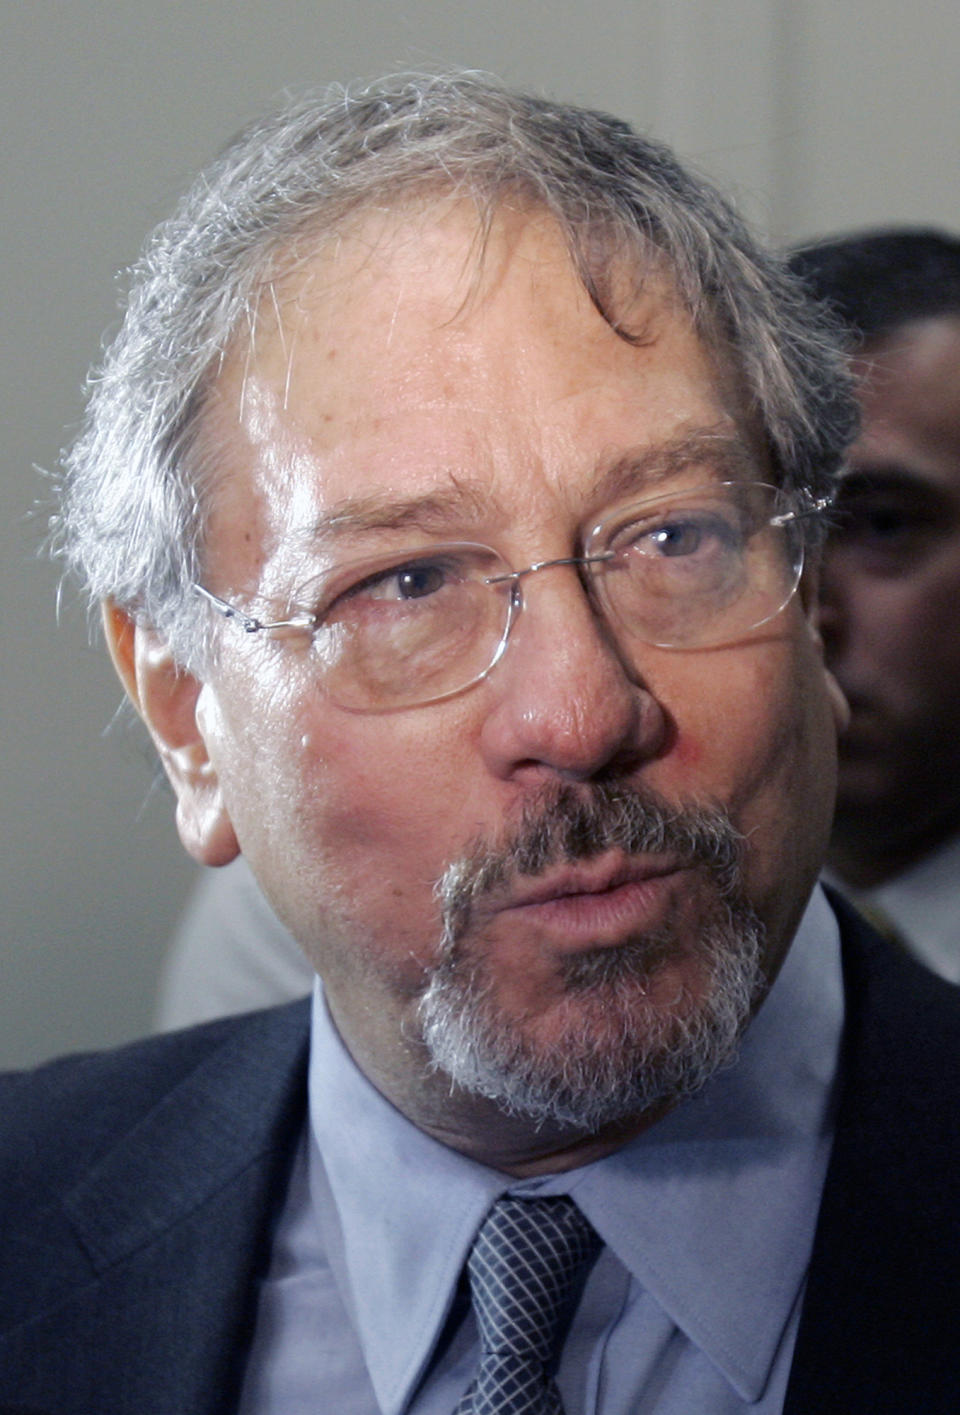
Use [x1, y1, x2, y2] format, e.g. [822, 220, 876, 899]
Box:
[2, 0, 958, 1067]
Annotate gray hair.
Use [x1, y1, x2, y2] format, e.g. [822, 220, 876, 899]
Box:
[55, 71, 857, 669]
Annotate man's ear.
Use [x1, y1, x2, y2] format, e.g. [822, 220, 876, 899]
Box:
[101, 601, 240, 867]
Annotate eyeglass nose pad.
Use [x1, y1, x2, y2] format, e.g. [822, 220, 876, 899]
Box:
[505, 576, 523, 638]
[478, 576, 524, 684]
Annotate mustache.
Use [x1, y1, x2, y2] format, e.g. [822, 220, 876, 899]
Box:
[436, 782, 746, 940]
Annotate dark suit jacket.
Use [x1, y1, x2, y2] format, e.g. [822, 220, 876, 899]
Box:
[1, 896, 957, 1414]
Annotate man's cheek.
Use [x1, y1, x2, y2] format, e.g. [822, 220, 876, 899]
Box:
[714, 680, 808, 820]
[671, 731, 703, 769]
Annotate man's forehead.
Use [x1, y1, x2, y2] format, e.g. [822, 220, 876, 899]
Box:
[228, 197, 684, 388]
[851, 317, 960, 485]
[856, 318, 960, 405]
[196, 198, 759, 579]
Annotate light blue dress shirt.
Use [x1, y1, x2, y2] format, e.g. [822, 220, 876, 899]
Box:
[239, 885, 843, 1413]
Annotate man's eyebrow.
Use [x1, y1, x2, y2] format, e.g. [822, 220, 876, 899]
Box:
[296, 480, 494, 547]
[840, 465, 937, 495]
[589, 429, 759, 506]
[295, 428, 757, 546]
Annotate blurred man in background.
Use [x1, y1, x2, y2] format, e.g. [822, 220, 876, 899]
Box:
[792, 229, 960, 981]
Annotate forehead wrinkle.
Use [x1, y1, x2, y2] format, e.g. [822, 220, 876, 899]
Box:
[290, 477, 502, 549]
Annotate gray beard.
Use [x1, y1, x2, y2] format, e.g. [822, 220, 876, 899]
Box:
[416, 784, 765, 1133]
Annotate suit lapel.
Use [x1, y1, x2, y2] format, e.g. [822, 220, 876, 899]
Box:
[784, 893, 960, 1414]
[0, 1002, 309, 1415]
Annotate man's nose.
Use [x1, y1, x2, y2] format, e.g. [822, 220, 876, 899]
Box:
[478, 566, 668, 783]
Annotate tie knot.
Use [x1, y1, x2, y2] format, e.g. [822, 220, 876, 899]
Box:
[468, 1196, 600, 1365]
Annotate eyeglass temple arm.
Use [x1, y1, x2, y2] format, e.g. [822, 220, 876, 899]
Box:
[194, 583, 318, 635]
[193, 584, 266, 634]
[770, 495, 833, 528]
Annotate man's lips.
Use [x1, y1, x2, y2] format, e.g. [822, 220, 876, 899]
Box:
[502, 854, 685, 909]
[488, 855, 689, 946]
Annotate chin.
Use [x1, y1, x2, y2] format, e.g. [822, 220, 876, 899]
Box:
[417, 908, 765, 1133]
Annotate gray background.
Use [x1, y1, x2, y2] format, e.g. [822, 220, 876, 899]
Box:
[3, 0, 959, 1067]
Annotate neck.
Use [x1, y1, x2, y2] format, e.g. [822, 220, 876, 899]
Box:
[323, 984, 668, 1175]
[407, 1093, 674, 1178]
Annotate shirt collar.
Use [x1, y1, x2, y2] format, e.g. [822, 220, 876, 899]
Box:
[833, 831, 960, 982]
[556, 884, 844, 1398]
[307, 884, 843, 1411]
[307, 998, 505, 1414]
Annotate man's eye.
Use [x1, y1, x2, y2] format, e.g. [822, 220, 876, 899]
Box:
[836, 505, 900, 538]
[628, 513, 733, 559]
[335, 557, 455, 610]
[371, 562, 447, 600]
[648, 519, 705, 557]
[831, 501, 935, 547]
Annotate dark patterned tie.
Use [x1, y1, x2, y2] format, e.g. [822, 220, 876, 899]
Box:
[453, 1196, 601, 1414]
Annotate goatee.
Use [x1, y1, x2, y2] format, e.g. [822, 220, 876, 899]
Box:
[417, 784, 764, 1132]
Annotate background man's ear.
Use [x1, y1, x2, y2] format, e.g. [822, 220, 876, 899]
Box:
[101, 601, 240, 866]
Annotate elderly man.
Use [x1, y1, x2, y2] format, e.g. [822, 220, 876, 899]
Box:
[792, 230, 960, 980]
[3, 77, 958, 1414]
